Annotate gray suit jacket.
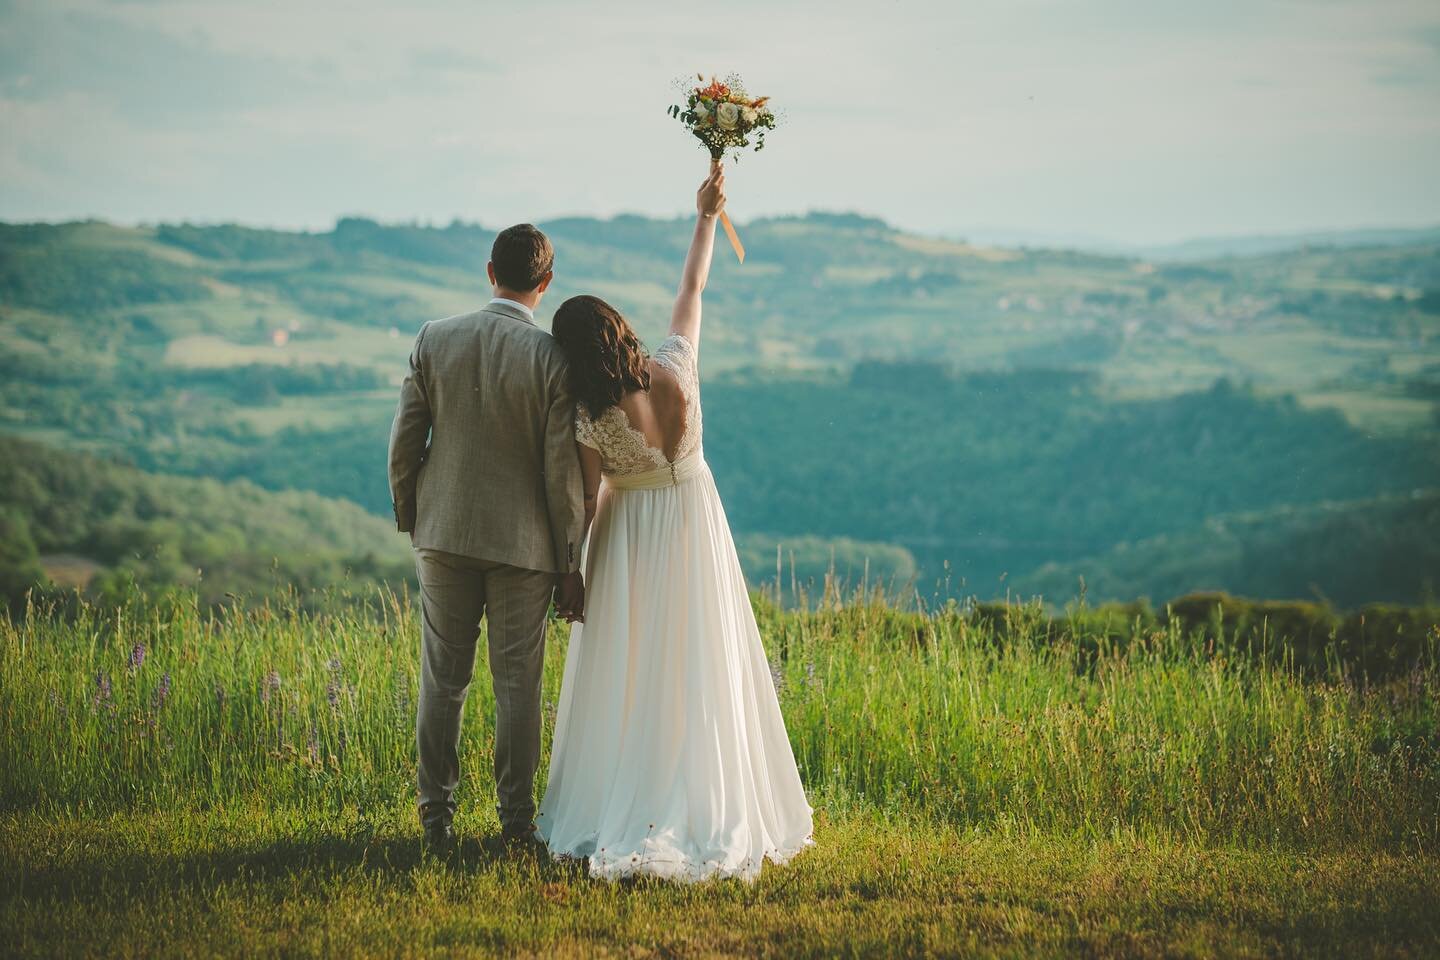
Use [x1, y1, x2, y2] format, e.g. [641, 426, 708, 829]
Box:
[387, 301, 584, 574]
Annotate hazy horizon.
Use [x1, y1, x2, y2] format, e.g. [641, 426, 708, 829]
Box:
[8, 209, 1440, 257]
[3, 0, 1439, 246]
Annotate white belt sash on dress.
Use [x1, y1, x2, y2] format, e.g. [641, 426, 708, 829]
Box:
[603, 453, 705, 491]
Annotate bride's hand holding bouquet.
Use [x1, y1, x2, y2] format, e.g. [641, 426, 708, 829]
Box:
[697, 162, 727, 221]
[669, 74, 775, 262]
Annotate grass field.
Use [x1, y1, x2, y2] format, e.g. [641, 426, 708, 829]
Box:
[3, 591, 1438, 957]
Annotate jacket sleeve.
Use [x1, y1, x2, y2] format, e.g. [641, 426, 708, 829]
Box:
[387, 322, 432, 533]
[543, 372, 586, 573]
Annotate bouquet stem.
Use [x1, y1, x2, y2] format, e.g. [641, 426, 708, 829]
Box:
[719, 211, 745, 263]
[708, 152, 744, 263]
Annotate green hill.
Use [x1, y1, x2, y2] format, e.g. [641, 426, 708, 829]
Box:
[1015, 490, 1440, 608]
[1, 215, 1437, 605]
[703, 369, 1438, 598]
[0, 433, 412, 610]
[5, 215, 1438, 414]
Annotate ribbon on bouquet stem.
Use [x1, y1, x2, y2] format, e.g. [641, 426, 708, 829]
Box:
[709, 152, 745, 263]
[719, 212, 745, 263]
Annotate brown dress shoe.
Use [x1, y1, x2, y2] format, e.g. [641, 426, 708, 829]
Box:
[421, 808, 456, 854]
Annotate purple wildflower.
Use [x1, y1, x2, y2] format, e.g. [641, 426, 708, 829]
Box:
[152, 672, 172, 711]
[128, 643, 146, 673]
[307, 723, 320, 765]
[261, 670, 281, 704]
[93, 671, 113, 710]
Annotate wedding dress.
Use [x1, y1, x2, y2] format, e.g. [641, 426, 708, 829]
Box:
[536, 332, 813, 881]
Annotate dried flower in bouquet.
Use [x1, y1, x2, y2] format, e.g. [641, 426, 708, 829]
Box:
[668, 73, 777, 262]
[669, 73, 777, 162]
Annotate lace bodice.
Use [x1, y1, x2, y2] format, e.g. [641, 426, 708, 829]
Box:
[575, 333, 702, 477]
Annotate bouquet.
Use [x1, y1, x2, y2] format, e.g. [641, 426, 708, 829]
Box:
[668, 74, 776, 262]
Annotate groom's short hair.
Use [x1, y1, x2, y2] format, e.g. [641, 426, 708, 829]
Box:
[491, 224, 554, 292]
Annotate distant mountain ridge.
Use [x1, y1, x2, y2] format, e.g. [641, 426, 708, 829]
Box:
[956, 223, 1440, 262]
[1135, 225, 1440, 262]
[14, 211, 1440, 265]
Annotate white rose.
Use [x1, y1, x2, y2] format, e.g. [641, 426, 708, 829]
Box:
[716, 102, 741, 131]
[740, 105, 758, 125]
[693, 100, 711, 120]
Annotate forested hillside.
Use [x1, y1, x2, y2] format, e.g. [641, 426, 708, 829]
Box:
[0, 434, 411, 611]
[1015, 490, 1440, 607]
[704, 369, 1439, 598]
[1, 215, 1436, 606]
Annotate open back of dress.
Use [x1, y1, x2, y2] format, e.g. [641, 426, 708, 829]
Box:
[572, 333, 704, 477]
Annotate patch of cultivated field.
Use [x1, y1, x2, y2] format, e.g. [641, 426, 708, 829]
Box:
[1297, 389, 1438, 433]
[226, 391, 400, 434]
[1193, 327, 1399, 390]
[164, 329, 410, 373]
[332, 272, 485, 320]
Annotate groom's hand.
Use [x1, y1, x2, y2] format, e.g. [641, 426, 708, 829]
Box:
[554, 571, 585, 623]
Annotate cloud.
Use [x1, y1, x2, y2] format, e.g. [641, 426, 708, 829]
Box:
[0, 3, 321, 126]
[407, 46, 499, 78]
[1, 0, 1438, 243]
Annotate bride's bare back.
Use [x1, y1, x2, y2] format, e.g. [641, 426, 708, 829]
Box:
[615, 362, 688, 462]
[574, 334, 701, 476]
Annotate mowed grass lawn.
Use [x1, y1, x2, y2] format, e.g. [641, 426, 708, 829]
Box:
[3, 593, 1438, 957]
[8, 808, 1436, 958]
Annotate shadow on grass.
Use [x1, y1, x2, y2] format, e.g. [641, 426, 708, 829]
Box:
[11, 829, 592, 903]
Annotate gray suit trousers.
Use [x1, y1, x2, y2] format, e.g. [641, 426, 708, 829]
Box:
[414, 547, 553, 833]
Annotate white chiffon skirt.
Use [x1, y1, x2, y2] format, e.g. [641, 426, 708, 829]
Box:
[536, 455, 814, 882]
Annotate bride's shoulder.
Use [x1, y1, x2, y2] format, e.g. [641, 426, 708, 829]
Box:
[653, 333, 697, 377]
[573, 402, 605, 449]
[656, 331, 696, 356]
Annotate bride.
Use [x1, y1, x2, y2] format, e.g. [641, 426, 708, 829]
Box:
[535, 163, 813, 881]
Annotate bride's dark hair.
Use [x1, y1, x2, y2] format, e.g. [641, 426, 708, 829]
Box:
[551, 294, 650, 418]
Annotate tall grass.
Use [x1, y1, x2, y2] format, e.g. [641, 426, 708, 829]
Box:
[3, 589, 1436, 849]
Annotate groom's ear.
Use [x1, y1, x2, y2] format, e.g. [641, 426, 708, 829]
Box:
[536, 270, 554, 294]
[486, 261, 497, 286]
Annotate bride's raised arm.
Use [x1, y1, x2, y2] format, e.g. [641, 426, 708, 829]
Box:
[668, 162, 726, 346]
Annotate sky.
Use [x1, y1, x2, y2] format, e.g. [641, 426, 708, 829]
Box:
[2, 0, 1439, 246]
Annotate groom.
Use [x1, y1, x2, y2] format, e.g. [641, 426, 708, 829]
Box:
[387, 223, 586, 851]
